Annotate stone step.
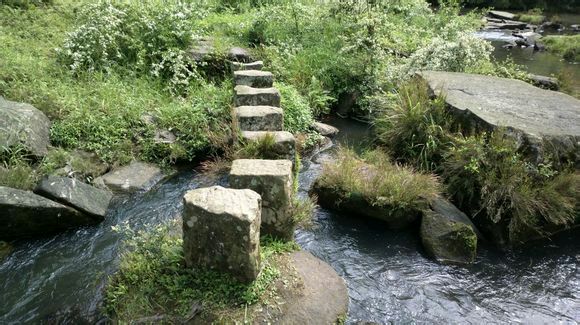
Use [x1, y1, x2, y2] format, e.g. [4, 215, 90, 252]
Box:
[229, 159, 294, 240]
[234, 85, 281, 107]
[235, 106, 284, 132]
[231, 61, 263, 71]
[234, 70, 274, 88]
[183, 186, 262, 284]
[240, 131, 295, 160]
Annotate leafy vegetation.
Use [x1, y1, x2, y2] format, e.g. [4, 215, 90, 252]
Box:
[317, 147, 442, 213]
[105, 222, 299, 321]
[375, 78, 580, 246]
[515, 8, 545, 24]
[543, 35, 580, 63]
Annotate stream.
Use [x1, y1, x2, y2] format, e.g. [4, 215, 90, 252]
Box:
[1, 116, 579, 324]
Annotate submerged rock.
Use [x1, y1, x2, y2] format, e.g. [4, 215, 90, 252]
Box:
[0, 186, 97, 240]
[419, 71, 580, 166]
[97, 161, 164, 193]
[420, 198, 479, 265]
[182, 186, 262, 284]
[34, 176, 112, 220]
[0, 96, 51, 157]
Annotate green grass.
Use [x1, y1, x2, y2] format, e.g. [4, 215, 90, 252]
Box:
[317, 147, 442, 212]
[105, 222, 299, 322]
[543, 35, 580, 62]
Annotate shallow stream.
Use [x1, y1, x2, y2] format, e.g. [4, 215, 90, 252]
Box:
[1, 117, 579, 324]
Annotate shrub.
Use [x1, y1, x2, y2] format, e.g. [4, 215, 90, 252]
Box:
[443, 131, 580, 245]
[374, 78, 453, 171]
[1, 0, 52, 9]
[543, 35, 580, 62]
[277, 82, 315, 134]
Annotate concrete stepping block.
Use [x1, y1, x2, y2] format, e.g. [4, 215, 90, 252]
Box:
[241, 131, 296, 160]
[234, 70, 274, 88]
[230, 159, 294, 240]
[182, 186, 262, 284]
[231, 61, 263, 71]
[235, 106, 284, 131]
[234, 85, 281, 107]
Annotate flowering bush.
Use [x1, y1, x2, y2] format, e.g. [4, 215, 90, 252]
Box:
[57, 2, 204, 94]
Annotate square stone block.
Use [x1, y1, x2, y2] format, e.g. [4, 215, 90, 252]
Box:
[234, 70, 274, 88]
[229, 159, 294, 240]
[241, 131, 296, 160]
[235, 106, 284, 132]
[182, 186, 262, 283]
[234, 85, 281, 107]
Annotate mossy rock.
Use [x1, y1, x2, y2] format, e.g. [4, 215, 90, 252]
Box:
[311, 180, 422, 229]
[420, 211, 477, 265]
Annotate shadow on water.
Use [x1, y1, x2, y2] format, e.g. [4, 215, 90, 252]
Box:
[1, 118, 579, 324]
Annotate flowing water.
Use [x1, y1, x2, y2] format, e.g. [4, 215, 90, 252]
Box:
[1, 117, 579, 324]
[475, 13, 580, 97]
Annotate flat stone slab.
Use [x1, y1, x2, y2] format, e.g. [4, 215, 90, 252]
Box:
[489, 10, 516, 21]
[313, 122, 339, 137]
[0, 186, 97, 240]
[182, 186, 262, 283]
[235, 106, 284, 131]
[235, 85, 281, 107]
[231, 61, 263, 71]
[34, 176, 112, 220]
[98, 161, 164, 193]
[419, 71, 580, 163]
[230, 159, 294, 240]
[0, 96, 51, 157]
[234, 70, 274, 88]
[241, 131, 296, 159]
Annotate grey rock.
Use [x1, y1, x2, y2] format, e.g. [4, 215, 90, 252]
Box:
[489, 10, 516, 20]
[231, 61, 264, 71]
[182, 186, 262, 284]
[234, 70, 274, 88]
[0, 97, 51, 157]
[189, 38, 215, 62]
[0, 186, 97, 240]
[571, 24, 580, 32]
[99, 161, 164, 193]
[234, 85, 281, 107]
[485, 20, 529, 30]
[153, 130, 177, 144]
[235, 106, 284, 132]
[230, 159, 294, 240]
[430, 197, 482, 239]
[419, 71, 580, 165]
[312, 122, 339, 137]
[240, 131, 296, 160]
[529, 74, 560, 90]
[228, 47, 252, 63]
[278, 251, 349, 324]
[34, 176, 112, 220]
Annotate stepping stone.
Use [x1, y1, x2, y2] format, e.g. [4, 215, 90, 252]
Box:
[182, 186, 262, 284]
[241, 131, 296, 160]
[234, 70, 274, 88]
[97, 161, 164, 193]
[235, 106, 284, 131]
[229, 159, 294, 240]
[231, 61, 263, 71]
[235, 85, 281, 107]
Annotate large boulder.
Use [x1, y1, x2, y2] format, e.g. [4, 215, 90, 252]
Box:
[0, 186, 98, 240]
[488, 10, 516, 20]
[420, 198, 479, 265]
[0, 96, 51, 157]
[229, 159, 295, 240]
[34, 176, 112, 220]
[182, 186, 262, 284]
[312, 122, 339, 137]
[419, 71, 580, 166]
[97, 161, 164, 193]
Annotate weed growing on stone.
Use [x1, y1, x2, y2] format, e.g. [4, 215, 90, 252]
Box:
[105, 223, 298, 322]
